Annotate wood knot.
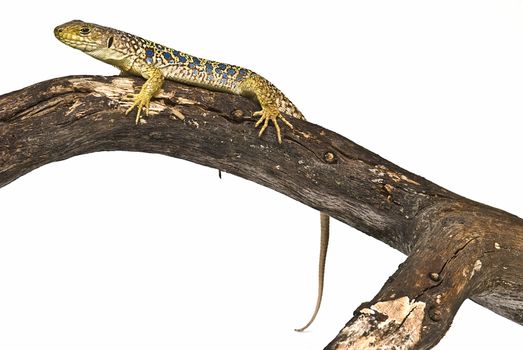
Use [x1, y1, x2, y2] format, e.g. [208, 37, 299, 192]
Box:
[231, 109, 244, 118]
[428, 306, 442, 322]
[429, 272, 441, 282]
[323, 151, 337, 164]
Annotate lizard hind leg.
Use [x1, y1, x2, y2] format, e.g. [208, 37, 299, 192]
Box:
[238, 74, 298, 144]
[253, 105, 294, 144]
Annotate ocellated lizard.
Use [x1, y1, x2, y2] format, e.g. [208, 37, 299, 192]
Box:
[54, 20, 329, 331]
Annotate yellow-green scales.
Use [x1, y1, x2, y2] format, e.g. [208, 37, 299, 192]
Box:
[55, 20, 304, 143]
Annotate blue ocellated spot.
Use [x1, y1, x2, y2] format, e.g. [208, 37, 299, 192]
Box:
[146, 57, 153, 64]
[163, 52, 172, 59]
[178, 56, 187, 63]
[236, 76, 243, 81]
[189, 63, 195, 68]
[218, 63, 226, 70]
[205, 63, 213, 72]
[227, 68, 236, 75]
[169, 60, 175, 64]
[172, 50, 180, 56]
[239, 69, 247, 75]
[192, 57, 201, 65]
[192, 69, 198, 76]
[146, 49, 154, 57]
[222, 73, 228, 79]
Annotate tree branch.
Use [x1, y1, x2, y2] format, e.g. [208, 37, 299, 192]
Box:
[1, 76, 521, 349]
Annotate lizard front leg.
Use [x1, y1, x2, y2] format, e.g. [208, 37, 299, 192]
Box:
[125, 66, 164, 124]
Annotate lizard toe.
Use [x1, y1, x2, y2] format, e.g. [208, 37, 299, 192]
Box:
[253, 106, 287, 144]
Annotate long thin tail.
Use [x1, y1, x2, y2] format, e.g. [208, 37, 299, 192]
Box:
[295, 212, 330, 332]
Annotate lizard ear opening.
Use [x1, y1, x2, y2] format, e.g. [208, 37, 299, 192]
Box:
[107, 36, 114, 48]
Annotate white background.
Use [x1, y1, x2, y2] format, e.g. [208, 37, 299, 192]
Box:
[0, 1, 522, 349]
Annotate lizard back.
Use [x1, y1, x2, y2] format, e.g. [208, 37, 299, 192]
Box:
[55, 20, 304, 121]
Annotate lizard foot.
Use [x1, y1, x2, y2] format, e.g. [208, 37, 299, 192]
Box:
[254, 105, 293, 144]
[125, 92, 152, 124]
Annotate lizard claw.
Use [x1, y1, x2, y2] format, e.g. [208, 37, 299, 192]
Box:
[253, 106, 293, 144]
[125, 92, 152, 124]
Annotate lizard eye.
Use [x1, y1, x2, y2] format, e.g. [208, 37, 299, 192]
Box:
[79, 27, 91, 35]
[107, 36, 114, 48]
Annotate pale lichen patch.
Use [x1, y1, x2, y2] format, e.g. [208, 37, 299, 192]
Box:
[169, 107, 185, 120]
[155, 89, 177, 100]
[176, 97, 197, 105]
[359, 308, 375, 315]
[369, 165, 420, 186]
[333, 297, 426, 350]
[471, 259, 482, 279]
[188, 120, 200, 128]
[400, 174, 420, 185]
[372, 296, 414, 324]
[462, 267, 470, 277]
[71, 79, 173, 119]
[295, 130, 312, 139]
[65, 100, 83, 116]
[474, 260, 482, 271]
[495, 242, 501, 250]
[77, 78, 135, 100]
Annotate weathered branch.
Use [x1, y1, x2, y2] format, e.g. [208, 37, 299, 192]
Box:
[1, 76, 521, 349]
[325, 202, 522, 349]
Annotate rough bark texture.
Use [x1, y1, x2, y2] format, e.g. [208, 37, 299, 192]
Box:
[1, 76, 521, 349]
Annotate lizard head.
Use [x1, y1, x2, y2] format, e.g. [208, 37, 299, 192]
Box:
[54, 20, 130, 63]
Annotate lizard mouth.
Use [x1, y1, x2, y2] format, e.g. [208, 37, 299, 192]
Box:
[54, 27, 98, 52]
[60, 38, 98, 52]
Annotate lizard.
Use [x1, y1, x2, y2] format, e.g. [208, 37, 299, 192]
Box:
[54, 20, 329, 331]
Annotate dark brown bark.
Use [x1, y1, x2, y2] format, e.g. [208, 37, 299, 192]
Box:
[1, 76, 521, 349]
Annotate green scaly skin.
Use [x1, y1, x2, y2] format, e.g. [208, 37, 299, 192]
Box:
[54, 20, 329, 331]
[54, 20, 304, 143]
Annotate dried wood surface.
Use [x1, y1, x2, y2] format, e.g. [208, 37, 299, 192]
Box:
[1, 76, 521, 349]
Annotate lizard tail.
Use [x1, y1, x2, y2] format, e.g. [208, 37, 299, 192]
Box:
[295, 212, 330, 332]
